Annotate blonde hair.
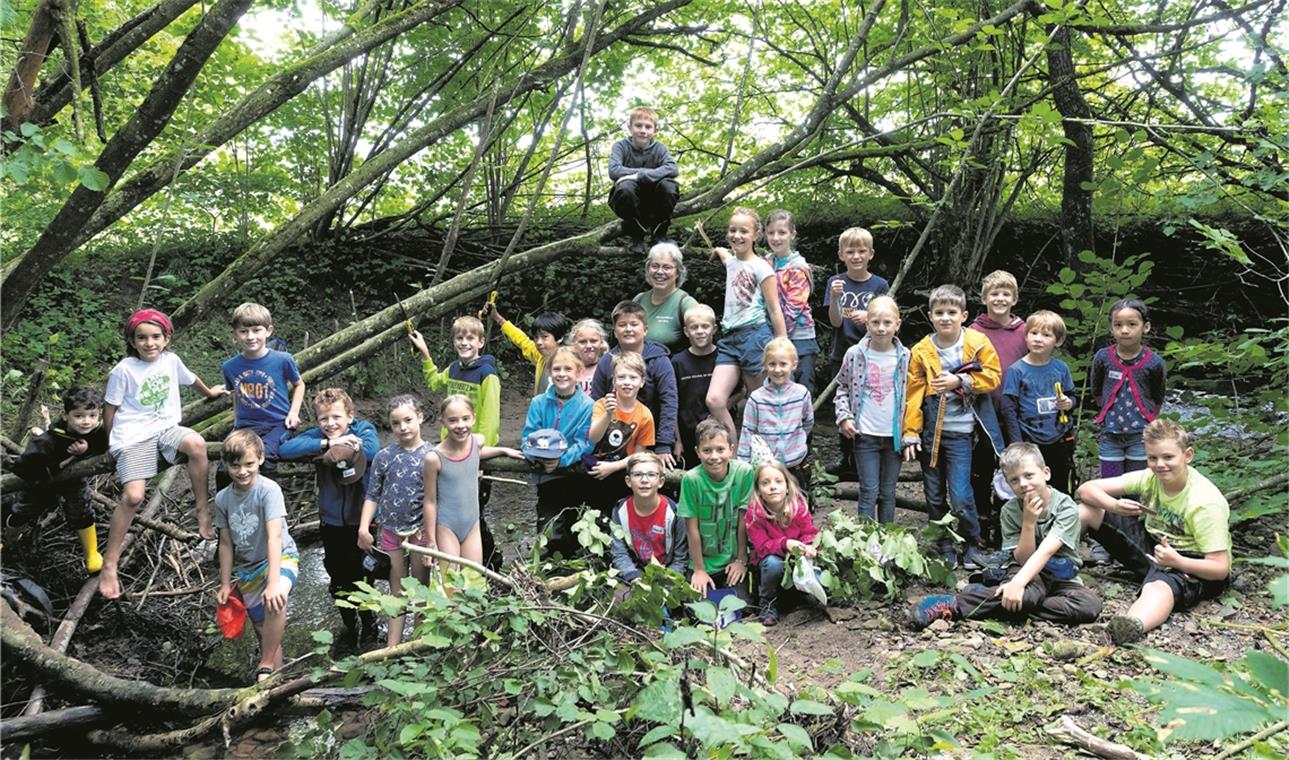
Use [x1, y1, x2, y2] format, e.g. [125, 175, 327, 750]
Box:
[451, 315, 486, 340]
[628, 106, 658, 126]
[439, 393, 474, 417]
[567, 319, 608, 352]
[312, 387, 355, 415]
[747, 461, 806, 527]
[927, 284, 967, 311]
[763, 336, 798, 363]
[549, 346, 584, 371]
[625, 450, 663, 477]
[980, 270, 1018, 301]
[221, 429, 265, 463]
[838, 227, 873, 251]
[1025, 310, 1067, 343]
[865, 295, 899, 320]
[1143, 418, 1190, 450]
[683, 303, 717, 326]
[231, 302, 273, 329]
[999, 442, 1045, 474]
[729, 206, 761, 235]
[612, 351, 647, 379]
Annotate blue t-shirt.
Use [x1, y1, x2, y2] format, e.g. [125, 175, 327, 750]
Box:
[222, 350, 301, 433]
[823, 273, 890, 359]
[1002, 358, 1076, 445]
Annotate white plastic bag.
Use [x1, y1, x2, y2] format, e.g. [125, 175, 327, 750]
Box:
[792, 557, 828, 607]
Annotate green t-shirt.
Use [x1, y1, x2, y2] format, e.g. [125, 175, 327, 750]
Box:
[1000, 489, 1083, 574]
[677, 459, 755, 574]
[634, 289, 698, 352]
[1122, 466, 1231, 556]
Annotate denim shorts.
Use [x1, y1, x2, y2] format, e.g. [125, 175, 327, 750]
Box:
[715, 321, 773, 373]
[1098, 430, 1146, 462]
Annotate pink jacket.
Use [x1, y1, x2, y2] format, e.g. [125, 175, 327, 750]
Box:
[745, 497, 819, 561]
[970, 313, 1027, 404]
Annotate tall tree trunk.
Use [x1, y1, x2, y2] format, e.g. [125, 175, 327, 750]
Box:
[1046, 23, 1095, 264]
[2, 0, 59, 134]
[1, 0, 256, 330]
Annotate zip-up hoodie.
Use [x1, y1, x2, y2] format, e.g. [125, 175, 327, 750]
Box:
[902, 328, 1005, 465]
[521, 384, 594, 485]
[279, 419, 381, 526]
[421, 353, 501, 446]
[834, 336, 911, 451]
[608, 495, 689, 581]
[745, 496, 819, 562]
[737, 381, 813, 466]
[591, 340, 678, 452]
[969, 313, 1027, 406]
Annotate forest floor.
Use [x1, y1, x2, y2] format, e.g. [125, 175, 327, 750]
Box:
[2, 383, 1285, 759]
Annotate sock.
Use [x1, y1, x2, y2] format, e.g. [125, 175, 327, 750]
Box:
[78, 526, 103, 573]
[1100, 459, 1124, 479]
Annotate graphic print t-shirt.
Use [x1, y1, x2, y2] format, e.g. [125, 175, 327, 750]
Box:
[222, 350, 301, 433]
[214, 476, 298, 573]
[591, 398, 656, 461]
[104, 352, 195, 450]
[858, 347, 899, 437]
[626, 497, 670, 564]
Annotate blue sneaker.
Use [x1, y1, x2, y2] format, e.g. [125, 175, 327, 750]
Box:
[938, 541, 959, 568]
[961, 546, 990, 571]
[908, 594, 958, 630]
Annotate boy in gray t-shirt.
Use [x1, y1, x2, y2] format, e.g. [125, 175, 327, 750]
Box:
[907, 443, 1102, 628]
[214, 430, 299, 682]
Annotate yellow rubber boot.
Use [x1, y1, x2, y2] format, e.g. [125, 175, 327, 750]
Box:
[79, 526, 103, 573]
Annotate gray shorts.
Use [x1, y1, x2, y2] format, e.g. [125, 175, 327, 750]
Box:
[112, 426, 196, 483]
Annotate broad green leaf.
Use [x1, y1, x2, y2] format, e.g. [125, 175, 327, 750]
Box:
[630, 673, 682, 724]
[1244, 650, 1288, 695]
[638, 725, 673, 748]
[1140, 648, 1226, 686]
[912, 650, 941, 667]
[776, 722, 813, 752]
[789, 698, 834, 716]
[685, 706, 759, 747]
[78, 166, 110, 192]
[1155, 686, 1276, 741]
[661, 627, 707, 648]
[706, 666, 737, 706]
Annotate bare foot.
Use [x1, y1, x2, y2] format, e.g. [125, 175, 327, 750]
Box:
[98, 567, 121, 598]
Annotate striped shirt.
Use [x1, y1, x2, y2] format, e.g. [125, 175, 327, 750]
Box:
[738, 381, 813, 467]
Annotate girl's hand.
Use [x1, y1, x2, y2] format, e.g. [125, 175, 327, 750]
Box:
[801, 543, 817, 559]
[589, 462, 614, 480]
[207, 384, 228, 398]
[503, 447, 524, 460]
[357, 529, 374, 552]
[839, 419, 857, 439]
[690, 569, 715, 594]
[726, 558, 747, 585]
[1153, 537, 1182, 568]
[216, 584, 232, 605]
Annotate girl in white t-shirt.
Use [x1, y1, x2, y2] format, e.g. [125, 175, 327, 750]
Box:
[99, 309, 226, 599]
[700, 207, 788, 436]
[833, 296, 909, 523]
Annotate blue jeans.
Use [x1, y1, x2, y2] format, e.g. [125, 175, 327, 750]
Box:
[1098, 430, 1147, 477]
[856, 434, 901, 523]
[791, 338, 819, 395]
[757, 555, 821, 609]
[919, 431, 980, 544]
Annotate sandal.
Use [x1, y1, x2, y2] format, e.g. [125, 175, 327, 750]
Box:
[254, 667, 274, 683]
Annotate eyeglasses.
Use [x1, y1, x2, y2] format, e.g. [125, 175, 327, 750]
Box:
[647, 263, 676, 272]
[629, 471, 662, 480]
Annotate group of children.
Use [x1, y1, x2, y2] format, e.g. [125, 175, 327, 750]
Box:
[2, 106, 1230, 680]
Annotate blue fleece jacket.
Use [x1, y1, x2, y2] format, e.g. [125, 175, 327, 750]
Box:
[522, 385, 595, 485]
[278, 419, 380, 526]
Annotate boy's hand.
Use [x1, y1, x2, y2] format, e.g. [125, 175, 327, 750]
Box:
[657, 451, 676, 470]
[589, 461, 614, 480]
[672, 440, 684, 460]
[839, 419, 857, 438]
[66, 439, 89, 455]
[357, 528, 374, 552]
[848, 309, 869, 326]
[262, 580, 287, 613]
[207, 384, 228, 398]
[615, 173, 639, 185]
[726, 558, 747, 585]
[902, 440, 920, 462]
[1153, 537, 1182, 569]
[603, 393, 617, 414]
[830, 280, 844, 299]
[408, 330, 430, 359]
[1109, 498, 1150, 517]
[285, 411, 300, 430]
[334, 434, 362, 450]
[1022, 492, 1044, 523]
[216, 584, 232, 605]
[929, 371, 963, 394]
[690, 569, 715, 594]
[1055, 395, 1074, 412]
[995, 579, 1025, 611]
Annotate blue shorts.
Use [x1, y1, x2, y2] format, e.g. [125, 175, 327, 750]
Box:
[1098, 430, 1146, 463]
[715, 321, 773, 373]
[236, 554, 299, 624]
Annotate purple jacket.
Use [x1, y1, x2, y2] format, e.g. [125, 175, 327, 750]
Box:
[970, 314, 1027, 405]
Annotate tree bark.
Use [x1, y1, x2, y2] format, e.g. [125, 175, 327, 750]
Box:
[1046, 23, 1095, 264]
[2, 0, 58, 134]
[1, 0, 256, 331]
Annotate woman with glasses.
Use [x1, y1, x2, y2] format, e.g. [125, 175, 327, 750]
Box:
[632, 243, 699, 354]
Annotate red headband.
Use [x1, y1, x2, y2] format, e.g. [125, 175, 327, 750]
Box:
[126, 308, 173, 337]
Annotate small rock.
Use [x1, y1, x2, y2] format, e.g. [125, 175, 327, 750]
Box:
[1093, 669, 1109, 680]
[928, 619, 952, 633]
[1050, 639, 1094, 661]
[827, 606, 858, 622]
[1183, 621, 1200, 635]
[1231, 573, 1250, 591]
[997, 682, 1014, 690]
[1062, 664, 1077, 674]
[862, 614, 895, 631]
[960, 636, 984, 649]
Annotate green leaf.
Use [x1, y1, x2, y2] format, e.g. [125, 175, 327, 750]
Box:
[630, 673, 682, 724]
[638, 725, 674, 748]
[661, 627, 707, 648]
[767, 642, 778, 684]
[1140, 648, 1227, 686]
[642, 742, 688, 758]
[789, 698, 834, 716]
[377, 679, 431, 697]
[1245, 650, 1288, 695]
[706, 666, 737, 706]
[1154, 685, 1276, 741]
[78, 166, 110, 191]
[19, 122, 37, 137]
[686, 706, 759, 746]
[588, 720, 615, 741]
[776, 722, 813, 752]
[397, 723, 425, 744]
[1269, 574, 1289, 608]
[912, 650, 941, 668]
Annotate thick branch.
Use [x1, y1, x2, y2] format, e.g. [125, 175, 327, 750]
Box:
[2, 0, 58, 132]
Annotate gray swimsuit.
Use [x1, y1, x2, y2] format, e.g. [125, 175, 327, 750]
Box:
[434, 435, 481, 542]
